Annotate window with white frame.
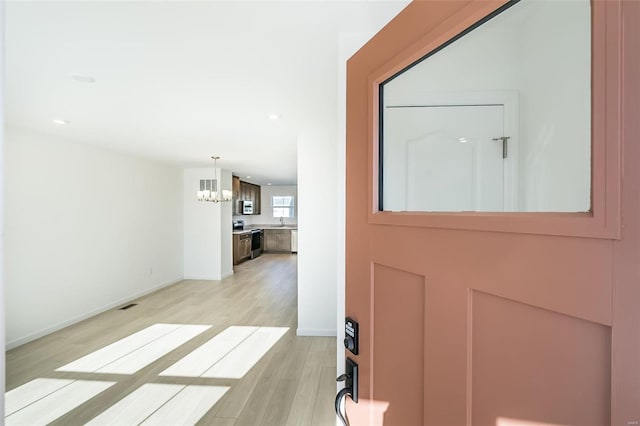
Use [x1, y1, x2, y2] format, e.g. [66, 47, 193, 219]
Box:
[272, 196, 295, 218]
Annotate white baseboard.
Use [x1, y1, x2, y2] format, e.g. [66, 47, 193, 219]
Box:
[296, 328, 337, 337]
[6, 278, 184, 350]
[182, 275, 217, 280]
[183, 271, 234, 281]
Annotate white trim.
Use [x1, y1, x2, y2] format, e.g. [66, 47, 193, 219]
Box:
[184, 270, 233, 281]
[5, 278, 183, 350]
[296, 328, 337, 337]
[1, 0, 6, 416]
[183, 275, 218, 281]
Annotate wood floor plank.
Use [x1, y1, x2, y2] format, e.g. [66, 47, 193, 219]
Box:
[259, 336, 314, 425]
[311, 366, 338, 426]
[234, 332, 310, 426]
[201, 417, 237, 426]
[286, 338, 331, 426]
[261, 378, 301, 426]
[141, 385, 229, 426]
[203, 339, 284, 421]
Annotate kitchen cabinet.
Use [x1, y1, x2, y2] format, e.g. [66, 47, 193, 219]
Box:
[264, 229, 291, 252]
[235, 180, 261, 215]
[249, 182, 261, 214]
[233, 232, 252, 264]
[240, 181, 248, 201]
[232, 176, 241, 215]
[254, 186, 261, 215]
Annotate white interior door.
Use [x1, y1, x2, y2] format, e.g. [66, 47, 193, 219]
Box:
[383, 104, 506, 212]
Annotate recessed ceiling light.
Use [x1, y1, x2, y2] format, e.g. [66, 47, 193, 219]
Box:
[458, 137, 468, 143]
[267, 183, 272, 186]
[71, 74, 96, 83]
[52, 119, 69, 125]
[268, 113, 280, 120]
[246, 175, 252, 179]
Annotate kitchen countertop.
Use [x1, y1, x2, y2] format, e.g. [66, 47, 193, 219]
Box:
[248, 224, 298, 230]
[233, 224, 298, 235]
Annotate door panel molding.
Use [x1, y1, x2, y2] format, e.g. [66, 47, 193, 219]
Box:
[469, 289, 611, 426]
[371, 263, 426, 425]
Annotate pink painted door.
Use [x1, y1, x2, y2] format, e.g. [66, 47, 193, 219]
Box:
[344, 1, 640, 425]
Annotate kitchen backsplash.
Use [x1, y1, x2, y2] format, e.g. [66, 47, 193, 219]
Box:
[232, 214, 297, 226]
[234, 185, 297, 226]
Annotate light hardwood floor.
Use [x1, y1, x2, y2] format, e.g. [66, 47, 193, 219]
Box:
[6, 253, 337, 425]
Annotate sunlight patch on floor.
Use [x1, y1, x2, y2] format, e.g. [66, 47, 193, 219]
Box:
[5, 379, 116, 426]
[86, 384, 229, 426]
[161, 326, 289, 379]
[56, 323, 211, 374]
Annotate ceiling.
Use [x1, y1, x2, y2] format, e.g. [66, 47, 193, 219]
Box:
[5, 1, 409, 185]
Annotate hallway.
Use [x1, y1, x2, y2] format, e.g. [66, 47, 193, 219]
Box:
[6, 254, 336, 425]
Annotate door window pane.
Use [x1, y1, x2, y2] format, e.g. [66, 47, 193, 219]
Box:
[380, 0, 591, 213]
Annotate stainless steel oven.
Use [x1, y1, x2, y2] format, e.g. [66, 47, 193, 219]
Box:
[251, 229, 263, 258]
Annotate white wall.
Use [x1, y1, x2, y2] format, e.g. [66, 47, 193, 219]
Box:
[297, 132, 337, 336]
[235, 185, 298, 226]
[5, 128, 184, 348]
[183, 167, 232, 280]
[1, 0, 6, 413]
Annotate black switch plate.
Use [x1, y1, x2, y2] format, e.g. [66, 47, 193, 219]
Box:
[346, 357, 358, 403]
[344, 317, 359, 355]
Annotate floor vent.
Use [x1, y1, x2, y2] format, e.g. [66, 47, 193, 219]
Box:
[119, 303, 138, 310]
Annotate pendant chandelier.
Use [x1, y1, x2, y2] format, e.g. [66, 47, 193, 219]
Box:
[197, 156, 232, 202]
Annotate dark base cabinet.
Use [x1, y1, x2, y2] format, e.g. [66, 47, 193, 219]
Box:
[233, 233, 252, 265]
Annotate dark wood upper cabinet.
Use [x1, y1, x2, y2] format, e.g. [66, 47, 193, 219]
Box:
[232, 175, 241, 215]
[232, 176, 261, 215]
[253, 185, 261, 215]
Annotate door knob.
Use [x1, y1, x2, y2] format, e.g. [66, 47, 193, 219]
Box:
[335, 358, 358, 426]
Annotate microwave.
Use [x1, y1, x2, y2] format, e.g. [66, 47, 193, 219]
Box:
[242, 200, 254, 214]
